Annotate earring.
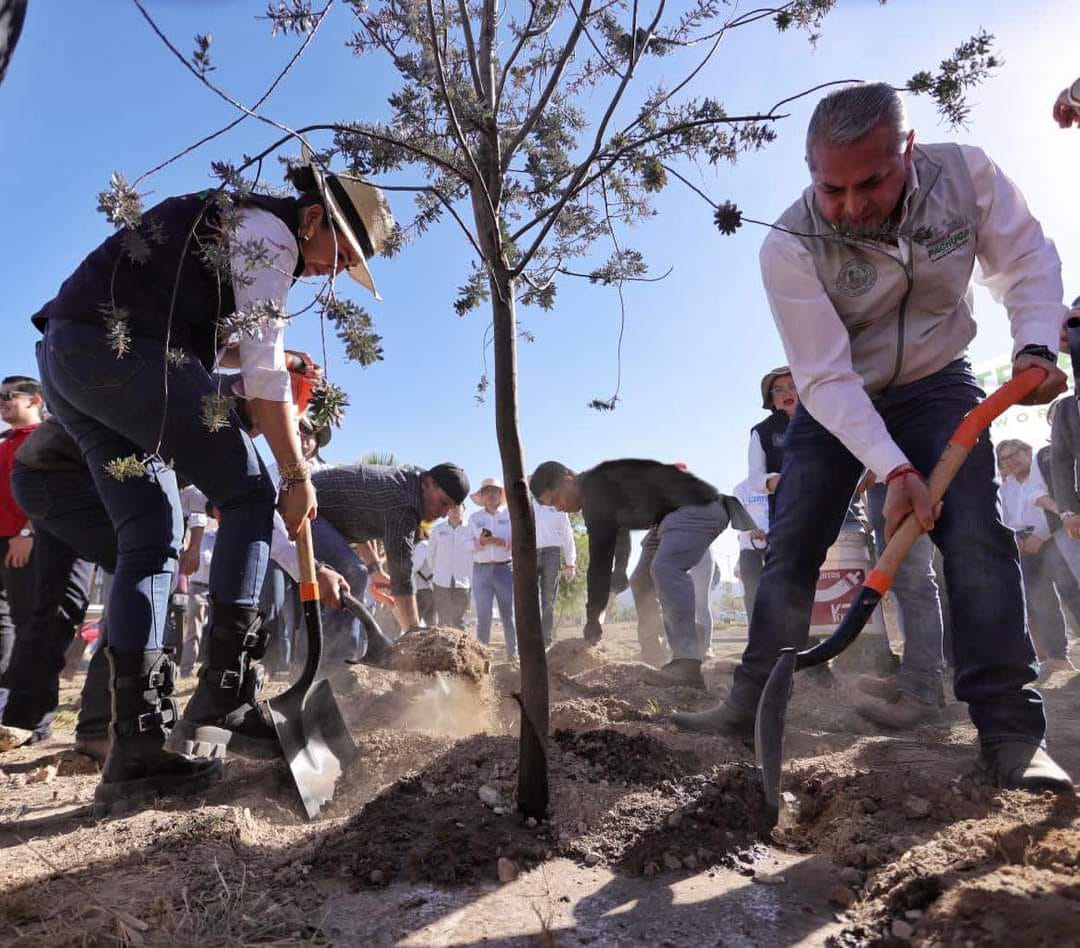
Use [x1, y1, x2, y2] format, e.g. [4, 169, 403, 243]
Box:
[301, 231, 311, 242]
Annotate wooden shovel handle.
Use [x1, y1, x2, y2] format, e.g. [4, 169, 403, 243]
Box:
[865, 366, 1047, 594]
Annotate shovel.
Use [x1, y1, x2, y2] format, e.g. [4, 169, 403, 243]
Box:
[340, 590, 397, 666]
[754, 365, 1048, 829]
[262, 518, 358, 819]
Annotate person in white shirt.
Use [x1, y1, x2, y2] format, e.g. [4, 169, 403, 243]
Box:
[411, 525, 436, 627]
[997, 439, 1072, 670]
[468, 478, 517, 660]
[679, 82, 1072, 793]
[732, 479, 769, 622]
[533, 500, 577, 646]
[428, 505, 473, 629]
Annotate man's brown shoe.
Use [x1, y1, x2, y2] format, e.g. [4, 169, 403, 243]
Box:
[642, 659, 706, 690]
[978, 743, 1074, 793]
[671, 700, 754, 741]
[854, 692, 941, 730]
[853, 674, 900, 701]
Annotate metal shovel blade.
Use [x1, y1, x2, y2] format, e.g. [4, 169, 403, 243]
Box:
[266, 675, 358, 820]
[340, 591, 396, 666]
[755, 649, 797, 830]
[263, 519, 358, 820]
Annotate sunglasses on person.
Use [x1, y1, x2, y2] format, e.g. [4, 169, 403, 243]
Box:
[0, 391, 31, 402]
[770, 384, 796, 397]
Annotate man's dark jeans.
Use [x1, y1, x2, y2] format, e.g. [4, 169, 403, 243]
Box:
[537, 546, 562, 646]
[39, 321, 276, 654]
[1019, 543, 1069, 661]
[738, 548, 765, 623]
[730, 361, 1044, 747]
[0, 537, 35, 675]
[0, 465, 115, 734]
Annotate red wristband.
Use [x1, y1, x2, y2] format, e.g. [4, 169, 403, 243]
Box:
[885, 463, 921, 486]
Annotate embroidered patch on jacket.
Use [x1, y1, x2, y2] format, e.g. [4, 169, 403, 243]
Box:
[835, 258, 877, 297]
[925, 225, 972, 262]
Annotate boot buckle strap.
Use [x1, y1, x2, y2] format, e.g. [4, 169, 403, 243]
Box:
[115, 705, 176, 736]
[212, 668, 243, 690]
[240, 629, 261, 650]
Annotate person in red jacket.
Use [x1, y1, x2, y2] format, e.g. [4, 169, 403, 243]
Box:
[0, 375, 44, 673]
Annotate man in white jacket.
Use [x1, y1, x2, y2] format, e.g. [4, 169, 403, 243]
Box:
[677, 82, 1072, 793]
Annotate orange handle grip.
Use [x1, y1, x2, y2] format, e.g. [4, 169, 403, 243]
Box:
[950, 366, 1046, 449]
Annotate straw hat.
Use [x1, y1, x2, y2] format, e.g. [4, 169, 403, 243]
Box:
[470, 477, 505, 506]
[301, 143, 395, 300]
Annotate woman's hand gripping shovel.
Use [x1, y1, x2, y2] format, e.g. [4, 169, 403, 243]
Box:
[262, 518, 359, 819]
[754, 366, 1048, 830]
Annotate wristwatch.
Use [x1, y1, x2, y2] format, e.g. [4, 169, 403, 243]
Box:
[1061, 511, 1076, 521]
[17, 527, 32, 538]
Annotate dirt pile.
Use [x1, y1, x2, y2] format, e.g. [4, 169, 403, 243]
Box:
[386, 626, 492, 682]
[546, 638, 609, 676]
[308, 727, 769, 890]
[774, 737, 1080, 945]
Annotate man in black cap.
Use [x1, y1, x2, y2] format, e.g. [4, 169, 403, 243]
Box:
[310, 462, 470, 635]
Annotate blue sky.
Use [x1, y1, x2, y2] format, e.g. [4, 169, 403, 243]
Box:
[3, 0, 1077, 574]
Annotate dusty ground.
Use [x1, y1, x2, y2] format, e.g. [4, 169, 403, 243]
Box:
[0, 622, 1077, 947]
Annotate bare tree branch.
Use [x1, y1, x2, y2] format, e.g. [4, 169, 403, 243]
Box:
[456, 0, 487, 98]
[502, 0, 592, 171]
[133, 0, 335, 187]
[425, 0, 501, 232]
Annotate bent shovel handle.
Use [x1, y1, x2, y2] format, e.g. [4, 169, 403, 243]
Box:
[797, 366, 1046, 670]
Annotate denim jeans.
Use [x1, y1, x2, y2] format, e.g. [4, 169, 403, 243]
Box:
[537, 546, 562, 646]
[739, 548, 765, 623]
[866, 482, 947, 704]
[38, 321, 276, 654]
[5, 463, 118, 734]
[631, 528, 667, 661]
[635, 502, 731, 662]
[472, 562, 517, 658]
[730, 361, 1043, 746]
[433, 585, 469, 629]
[0, 537, 36, 676]
[311, 516, 370, 662]
[1019, 545, 1069, 660]
[690, 548, 715, 659]
[260, 561, 299, 673]
[0, 529, 94, 734]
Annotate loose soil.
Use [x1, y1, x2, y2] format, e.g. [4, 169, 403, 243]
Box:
[0, 622, 1077, 946]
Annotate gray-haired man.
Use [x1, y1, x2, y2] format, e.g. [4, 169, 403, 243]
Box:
[676, 82, 1074, 792]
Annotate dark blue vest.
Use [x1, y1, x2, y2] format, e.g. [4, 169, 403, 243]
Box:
[751, 411, 789, 519]
[37, 192, 304, 371]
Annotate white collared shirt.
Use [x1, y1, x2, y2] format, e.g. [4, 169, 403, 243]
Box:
[412, 539, 433, 591]
[468, 507, 513, 564]
[760, 145, 1065, 480]
[218, 208, 298, 404]
[733, 479, 770, 551]
[428, 520, 474, 588]
[1000, 468, 1053, 541]
[533, 502, 576, 566]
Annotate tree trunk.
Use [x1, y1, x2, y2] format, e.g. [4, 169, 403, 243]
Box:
[489, 273, 549, 820]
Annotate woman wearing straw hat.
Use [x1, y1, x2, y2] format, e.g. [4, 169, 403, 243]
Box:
[32, 148, 393, 814]
[468, 478, 518, 661]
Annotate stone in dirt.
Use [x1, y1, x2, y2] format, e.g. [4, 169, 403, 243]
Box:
[903, 795, 932, 819]
[0, 725, 32, 753]
[891, 919, 915, 939]
[583, 852, 601, 867]
[838, 867, 864, 887]
[478, 785, 500, 807]
[496, 857, 519, 883]
[27, 764, 57, 785]
[829, 885, 857, 908]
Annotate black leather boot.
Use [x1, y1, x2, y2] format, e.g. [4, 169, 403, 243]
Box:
[93, 649, 222, 816]
[74, 646, 111, 764]
[164, 602, 280, 760]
